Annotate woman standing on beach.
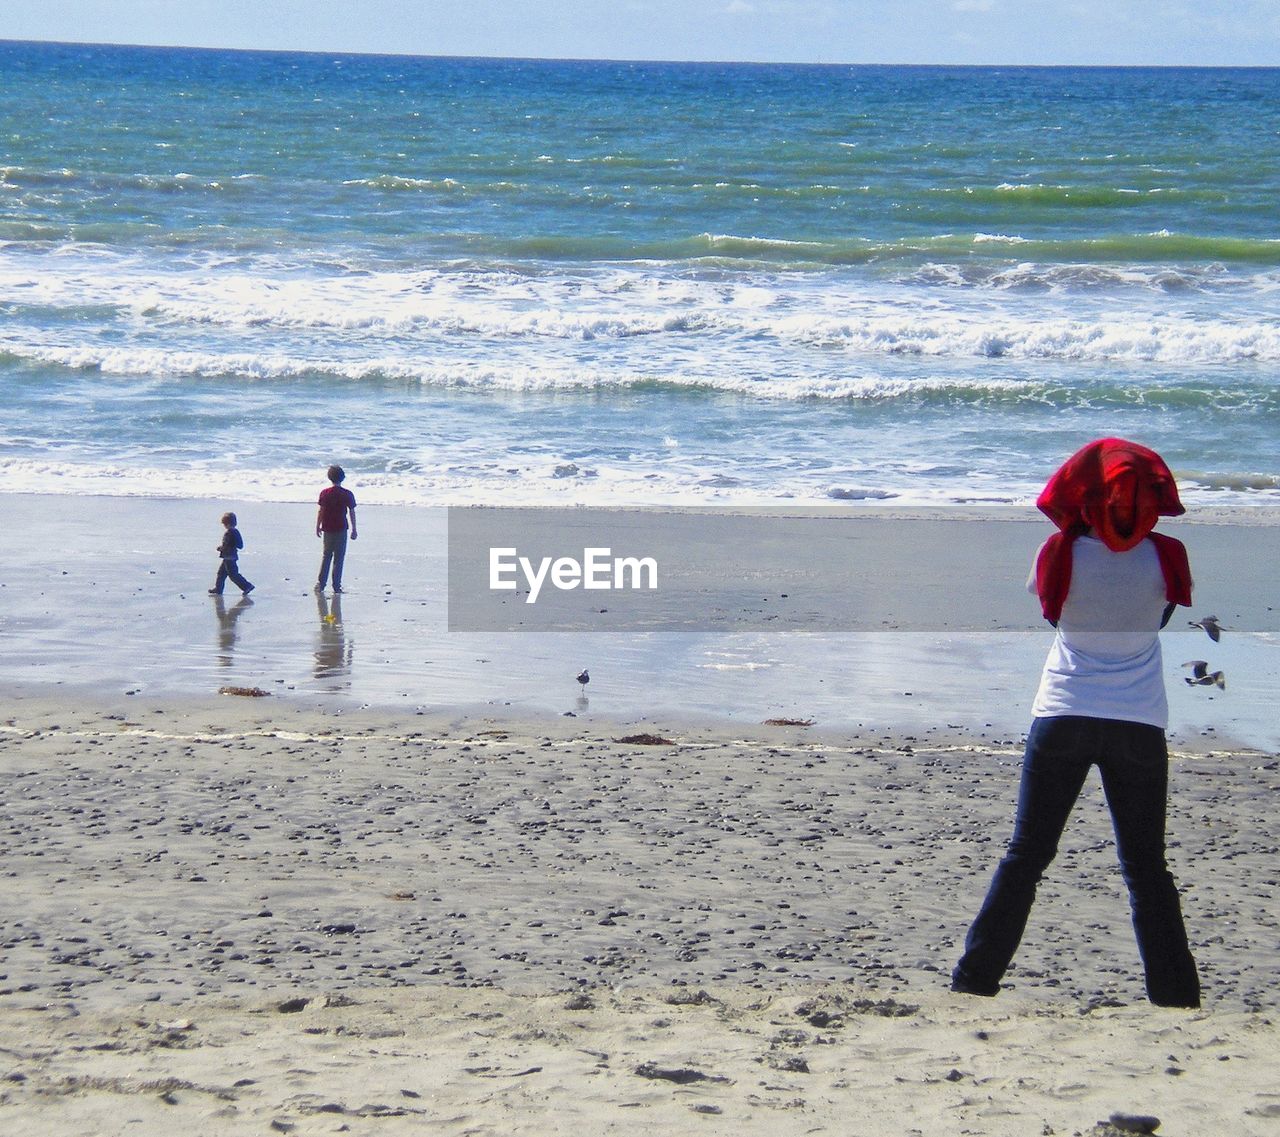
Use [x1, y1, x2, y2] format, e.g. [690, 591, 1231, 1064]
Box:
[952, 438, 1201, 1009]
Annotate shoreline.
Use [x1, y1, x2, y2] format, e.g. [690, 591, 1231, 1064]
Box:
[1, 677, 1268, 761]
[8, 486, 1280, 523]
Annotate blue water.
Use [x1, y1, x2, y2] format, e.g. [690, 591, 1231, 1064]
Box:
[2, 42, 1278, 506]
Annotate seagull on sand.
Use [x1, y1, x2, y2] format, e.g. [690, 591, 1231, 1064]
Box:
[1182, 660, 1225, 689]
[1188, 615, 1224, 642]
[576, 669, 590, 691]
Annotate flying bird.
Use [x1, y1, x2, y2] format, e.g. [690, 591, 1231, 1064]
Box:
[1182, 660, 1225, 689]
[1188, 615, 1223, 642]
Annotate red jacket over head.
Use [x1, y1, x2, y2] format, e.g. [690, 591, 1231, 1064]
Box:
[1033, 438, 1192, 623]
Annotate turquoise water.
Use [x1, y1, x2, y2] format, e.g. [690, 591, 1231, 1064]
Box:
[2, 43, 1278, 506]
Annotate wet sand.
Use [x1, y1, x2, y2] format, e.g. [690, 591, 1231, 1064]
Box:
[2, 492, 1277, 749]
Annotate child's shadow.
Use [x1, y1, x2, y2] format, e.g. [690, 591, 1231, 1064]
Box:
[213, 594, 254, 668]
[315, 592, 353, 683]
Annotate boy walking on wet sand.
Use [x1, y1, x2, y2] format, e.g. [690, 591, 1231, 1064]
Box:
[209, 511, 255, 596]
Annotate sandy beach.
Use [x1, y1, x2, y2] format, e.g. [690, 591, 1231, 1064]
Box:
[2, 494, 1278, 1134]
[1, 689, 1278, 1136]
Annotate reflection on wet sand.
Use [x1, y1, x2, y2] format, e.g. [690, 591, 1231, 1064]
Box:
[315, 591, 353, 684]
[212, 594, 254, 668]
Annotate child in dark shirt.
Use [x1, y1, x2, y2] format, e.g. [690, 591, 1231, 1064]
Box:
[209, 511, 255, 596]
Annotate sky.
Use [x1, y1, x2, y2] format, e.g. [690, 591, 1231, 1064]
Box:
[1, 0, 1278, 66]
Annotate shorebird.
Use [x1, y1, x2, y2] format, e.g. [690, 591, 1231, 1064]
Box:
[576, 669, 590, 691]
[1188, 615, 1224, 642]
[1182, 660, 1225, 689]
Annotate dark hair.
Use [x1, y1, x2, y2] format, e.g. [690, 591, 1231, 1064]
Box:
[327, 465, 345, 484]
[221, 512, 236, 526]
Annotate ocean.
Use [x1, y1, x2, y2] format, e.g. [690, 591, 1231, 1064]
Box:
[2, 42, 1278, 508]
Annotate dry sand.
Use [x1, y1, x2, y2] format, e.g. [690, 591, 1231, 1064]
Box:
[2, 691, 1277, 1136]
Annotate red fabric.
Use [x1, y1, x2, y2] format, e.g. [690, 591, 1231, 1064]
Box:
[1033, 438, 1191, 623]
[1034, 531, 1077, 626]
[1148, 531, 1193, 610]
[317, 484, 356, 532]
[1036, 437, 1184, 549]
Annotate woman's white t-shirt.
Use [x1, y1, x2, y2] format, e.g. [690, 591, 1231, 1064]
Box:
[1029, 535, 1174, 729]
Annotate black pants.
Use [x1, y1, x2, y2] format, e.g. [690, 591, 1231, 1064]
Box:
[954, 715, 1200, 1007]
[213, 556, 253, 595]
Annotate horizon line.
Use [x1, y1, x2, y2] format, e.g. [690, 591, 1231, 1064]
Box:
[2, 37, 1277, 71]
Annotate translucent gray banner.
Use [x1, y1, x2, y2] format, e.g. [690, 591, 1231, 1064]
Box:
[446, 506, 1280, 634]
[444, 507, 1277, 634]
